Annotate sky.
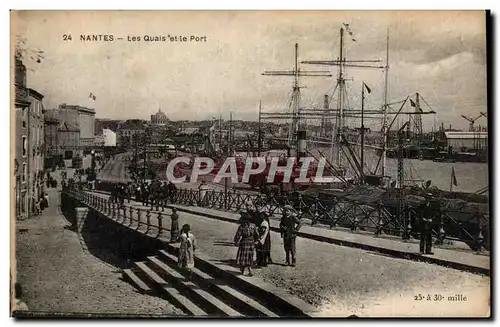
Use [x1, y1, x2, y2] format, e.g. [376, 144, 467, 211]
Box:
[12, 10, 488, 132]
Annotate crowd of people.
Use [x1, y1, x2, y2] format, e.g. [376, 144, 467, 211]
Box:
[32, 192, 50, 216]
[233, 203, 301, 276]
[172, 202, 302, 278]
[110, 181, 178, 209]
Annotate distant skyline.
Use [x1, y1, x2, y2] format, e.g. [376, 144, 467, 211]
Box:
[12, 11, 488, 132]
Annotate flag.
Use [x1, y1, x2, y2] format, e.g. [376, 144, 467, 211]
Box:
[363, 82, 371, 94]
[89, 92, 96, 101]
[343, 23, 356, 42]
[451, 167, 458, 186]
[410, 99, 416, 107]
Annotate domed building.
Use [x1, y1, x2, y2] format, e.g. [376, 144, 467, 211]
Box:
[150, 107, 167, 126]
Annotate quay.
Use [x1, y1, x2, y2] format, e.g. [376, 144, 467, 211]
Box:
[51, 181, 490, 317]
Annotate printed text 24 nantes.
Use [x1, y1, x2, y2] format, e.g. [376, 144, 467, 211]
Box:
[63, 34, 208, 43]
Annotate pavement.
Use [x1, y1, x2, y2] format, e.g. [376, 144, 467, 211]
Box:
[14, 186, 183, 316]
[81, 190, 490, 317]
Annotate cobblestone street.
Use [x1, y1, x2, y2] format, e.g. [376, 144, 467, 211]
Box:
[14, 187, 183, 316]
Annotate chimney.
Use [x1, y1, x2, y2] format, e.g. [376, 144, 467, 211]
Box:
[15, 58, 27, 88]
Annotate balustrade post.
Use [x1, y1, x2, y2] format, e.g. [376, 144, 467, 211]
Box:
[112, 202, 116, 219]
[136, 209, 142, 228]
[121, 205, 127, 224]
[119, 203, 124, 221]
[129, 207, 134, 226]
[146, 210, 151, 232]
[157, 212, 166, 238]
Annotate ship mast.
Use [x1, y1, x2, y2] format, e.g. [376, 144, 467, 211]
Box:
[335, 27, 345, 166]
[302, 25, 384, 169]
[262, 43, 331, 151]
[381, 29, 389, 177]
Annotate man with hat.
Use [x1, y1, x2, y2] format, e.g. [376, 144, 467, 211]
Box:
[419, 193, 435, 255]
[280, 205, 301, 266]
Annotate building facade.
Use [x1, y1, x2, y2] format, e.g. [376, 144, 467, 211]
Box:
[27, 88, 45, 205]
[444, 131, 488, 150]
[44, 116, 59, 158]
[14, 58, 45, 218]
[14, 58, 30, 218]
[102, 129, 117, 146]
[58, 121, 80, 158]
[47, 104, 96, 151]
[94, 129, 117, 147]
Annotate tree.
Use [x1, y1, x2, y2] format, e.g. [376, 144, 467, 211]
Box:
[15, 36, 44, 64]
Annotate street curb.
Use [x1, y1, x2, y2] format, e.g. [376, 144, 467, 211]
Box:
[167, 204, 490, 277]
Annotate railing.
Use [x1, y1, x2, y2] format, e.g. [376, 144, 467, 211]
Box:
[64, 185, 489, 252]
[63, 187, 174, 242]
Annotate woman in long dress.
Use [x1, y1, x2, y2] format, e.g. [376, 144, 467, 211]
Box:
[178, 224, 196, 279]
[234, 214, 259, 276]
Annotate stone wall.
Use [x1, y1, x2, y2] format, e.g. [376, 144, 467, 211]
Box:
[60, 192, 166, 267]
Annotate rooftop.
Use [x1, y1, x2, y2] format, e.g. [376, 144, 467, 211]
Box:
[444, 131, 488, 139]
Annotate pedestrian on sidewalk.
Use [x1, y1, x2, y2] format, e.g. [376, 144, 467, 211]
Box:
[234, 213, 259, 276]
[127, 182, 134, 204]
[280, 205, 301, 267]
[43, 193, 49, 208]
[178, 224, 196, 280]
[35, 198, 42, 216]
[13, 282, 29, 313]
[170, 208, 180, 243]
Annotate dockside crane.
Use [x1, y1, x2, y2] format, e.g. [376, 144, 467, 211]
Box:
[461, 113, 486, 132]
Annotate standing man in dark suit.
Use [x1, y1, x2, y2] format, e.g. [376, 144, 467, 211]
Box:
[420, 194, 435, 255]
